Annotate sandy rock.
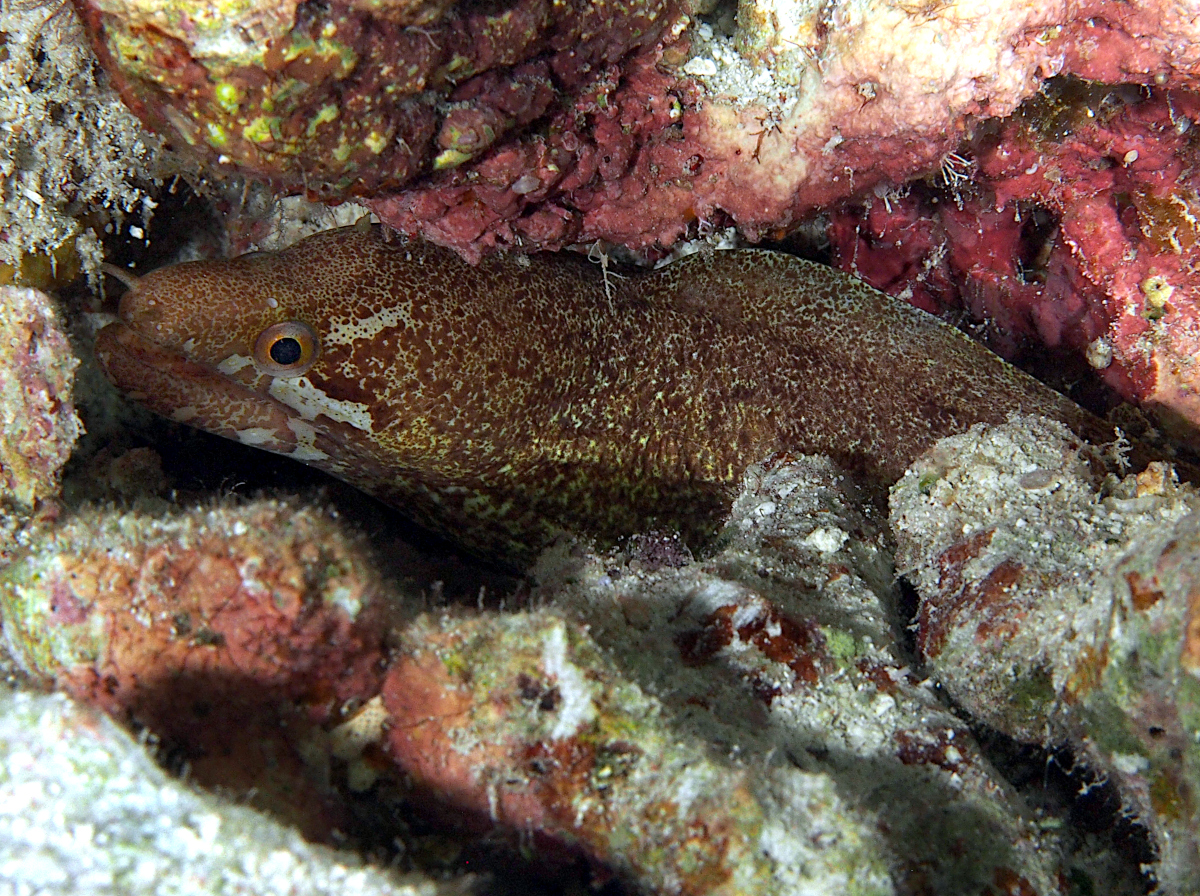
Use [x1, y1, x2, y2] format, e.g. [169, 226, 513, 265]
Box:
[0, 688, 464, 896]
[891, 416, 1200, 892]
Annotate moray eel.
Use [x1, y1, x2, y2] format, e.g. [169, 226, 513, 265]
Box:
[96, 223, 1124, 565]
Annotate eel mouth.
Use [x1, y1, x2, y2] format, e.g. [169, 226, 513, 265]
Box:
[97, 320, 220, 407]
[95, 321, 354, 465]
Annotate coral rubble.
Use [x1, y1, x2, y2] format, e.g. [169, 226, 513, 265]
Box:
[892, 416, 1200, 893]
[0, 496, 392, 839]
[527, 454, 1072, 895]
[71, 0, 1200, 261]
[0, 0, 166, 281]
[1, 440, 1122, 894]
[0, 287, 82, 510]
[0, 688, 460, 896]
[358, 451, 1121, 894]
[383, 609, 893, 895]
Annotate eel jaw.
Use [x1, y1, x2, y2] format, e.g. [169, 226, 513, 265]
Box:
[95, 321, 347, 467]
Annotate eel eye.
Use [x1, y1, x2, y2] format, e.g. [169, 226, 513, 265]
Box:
[253, 321, 319, 377]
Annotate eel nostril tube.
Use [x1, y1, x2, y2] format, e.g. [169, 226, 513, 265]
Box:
[101, 263, 141, 291]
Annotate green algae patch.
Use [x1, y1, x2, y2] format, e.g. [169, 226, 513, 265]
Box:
[0, 554, 107, 679]
[823, 626, 859, 663]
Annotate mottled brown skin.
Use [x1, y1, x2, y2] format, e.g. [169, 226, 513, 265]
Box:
[96, 224, 1119, 565]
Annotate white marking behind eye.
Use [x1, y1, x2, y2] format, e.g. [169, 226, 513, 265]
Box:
[326, 306, 413, 344]
[268, 376, 373, 431]
[217, 354, 254, 375]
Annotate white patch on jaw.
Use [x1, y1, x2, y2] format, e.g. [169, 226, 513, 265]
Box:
[236, 427, 277, 446]
[286, 419, 330, 462]
[268, 376, 373, 431]
[217, 354, 254, 375]
[171, 406, 199, 423]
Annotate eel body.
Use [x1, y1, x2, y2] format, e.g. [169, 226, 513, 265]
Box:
[96, 224, 1119, 564]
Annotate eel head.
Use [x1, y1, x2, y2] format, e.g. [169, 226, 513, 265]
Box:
[95, 229, 404, 491]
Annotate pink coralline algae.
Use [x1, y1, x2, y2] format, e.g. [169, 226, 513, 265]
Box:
[73, 0, 1200, 260]
[0, 286, 83, 510]
[830, 84, 1200, 444]
[366, 0, 1200, 260]
[70, 0, 687, 204]
[70, 1, 1200, 258]
[0, 496, 390, 839]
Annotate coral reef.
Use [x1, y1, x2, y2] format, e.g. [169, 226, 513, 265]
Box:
[0, 286, 82, 510]
[0, 0, 167, 282]
[830, 83, 1200, 443]
[71, 0, 688, 206]
[0, 495, 393, 839]
[67, 0, 1200, 444]
[6, 0, 1200, 890]
[72, 0, 1200, 261]
[0, 688, 462, 896]
[0, 401, 1188, 890]
[366, 0, 1200, 258]
[4, 434, 1142, 893]
[891, 416, 1200, 893]
[383, 609, 895, 895]
[67, 0, 1200, 436]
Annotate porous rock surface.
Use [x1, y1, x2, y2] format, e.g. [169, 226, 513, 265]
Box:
[892, 416, 1200, 893]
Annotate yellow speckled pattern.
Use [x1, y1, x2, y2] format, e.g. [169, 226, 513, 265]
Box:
[95, 225, 1116, 564]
